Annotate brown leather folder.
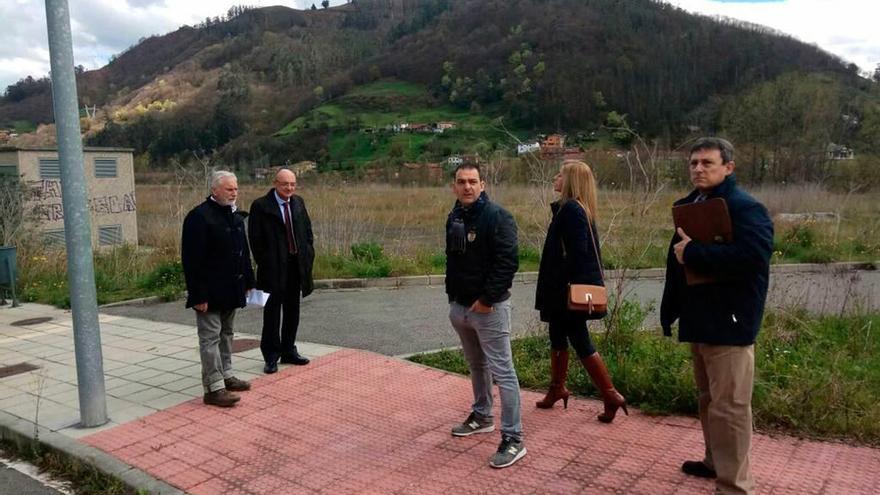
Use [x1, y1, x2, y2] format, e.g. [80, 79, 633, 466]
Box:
[672, 197, 733, 285]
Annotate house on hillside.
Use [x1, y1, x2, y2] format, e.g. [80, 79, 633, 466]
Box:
[0, 146, 138, 247]
[291, 160, 317, 176]
[517, 142, 540, 155]
[433, 122, 456, 133]
[447, 153, 481, 168]
[253, 167, 272, 180]
[541, 134, 565, 150]
[827, 143, 854, 160]
[447, 155, 464, 167]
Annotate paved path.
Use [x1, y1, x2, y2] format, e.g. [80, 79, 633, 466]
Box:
[101, 265, 880, 356]
[81, 349, 880, 494]
[1, 267, 879, 494]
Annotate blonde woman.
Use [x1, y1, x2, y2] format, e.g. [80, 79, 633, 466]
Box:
[534, 160, 627, 422]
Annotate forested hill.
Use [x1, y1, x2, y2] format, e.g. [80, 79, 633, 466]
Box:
[376, 0, 856, 134]
[1, 0, 876, 175]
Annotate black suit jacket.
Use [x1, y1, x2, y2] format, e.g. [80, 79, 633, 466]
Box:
[248, 189, 315, 297]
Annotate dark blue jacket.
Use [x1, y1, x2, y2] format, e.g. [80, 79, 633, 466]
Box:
[535, 199, 603, 322]
[445, 192, 518, 307]
[660, 175, 773, 345]
[181, 198, 255, 311]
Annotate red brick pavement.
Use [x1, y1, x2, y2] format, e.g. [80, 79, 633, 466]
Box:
[83, 349, 880, 494]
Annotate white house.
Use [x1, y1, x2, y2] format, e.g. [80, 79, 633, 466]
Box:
[517, 142, 540, 155]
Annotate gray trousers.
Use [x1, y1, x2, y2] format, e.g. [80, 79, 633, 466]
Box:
[196, 309, 236, 393]
[449, 300, 523, 441]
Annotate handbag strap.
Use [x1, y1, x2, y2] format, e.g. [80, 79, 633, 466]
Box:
[576, 200, 605, 285]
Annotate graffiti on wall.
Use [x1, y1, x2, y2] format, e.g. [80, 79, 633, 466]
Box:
[28, 180, 136, 222]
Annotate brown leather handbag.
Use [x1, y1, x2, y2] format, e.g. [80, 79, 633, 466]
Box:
[566, 202, 607, 318]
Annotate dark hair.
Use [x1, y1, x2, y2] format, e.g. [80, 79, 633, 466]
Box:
[453, 163, 481, 180]
[690, 137, 735, 164]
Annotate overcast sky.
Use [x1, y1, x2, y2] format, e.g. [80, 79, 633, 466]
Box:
[2, 0, 879, 93]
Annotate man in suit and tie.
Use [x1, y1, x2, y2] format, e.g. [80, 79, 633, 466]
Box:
[249, 168, 316, 374]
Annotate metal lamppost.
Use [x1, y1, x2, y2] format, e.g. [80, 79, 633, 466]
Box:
[45, 0, 107, 427]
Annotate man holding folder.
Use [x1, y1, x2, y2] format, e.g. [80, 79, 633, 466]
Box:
[661, 138, 773, 495]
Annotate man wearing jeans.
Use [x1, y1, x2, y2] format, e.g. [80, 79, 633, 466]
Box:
[445, 163, 525, 469]
[182, 171, 255, 407]
[661, 138, 773, 494]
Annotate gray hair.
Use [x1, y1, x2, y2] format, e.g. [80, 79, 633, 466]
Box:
[210, 170, 237, 190]
[690, 137, 735, 163]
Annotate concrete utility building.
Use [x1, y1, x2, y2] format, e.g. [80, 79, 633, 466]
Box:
[0, 146, 138, 247]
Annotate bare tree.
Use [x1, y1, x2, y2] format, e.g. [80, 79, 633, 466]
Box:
[603, 124, 670, 216]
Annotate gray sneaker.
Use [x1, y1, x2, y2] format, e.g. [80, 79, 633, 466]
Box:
[489, 435, 527, 468]
[451, 412, 495, 437]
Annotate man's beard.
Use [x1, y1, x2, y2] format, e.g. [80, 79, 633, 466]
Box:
[214, 196, 236, 208]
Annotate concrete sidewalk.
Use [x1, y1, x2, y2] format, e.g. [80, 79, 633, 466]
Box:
[1, 304, 879, 494]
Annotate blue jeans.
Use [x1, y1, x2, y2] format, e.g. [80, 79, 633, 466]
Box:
[449, 300, 522, 441]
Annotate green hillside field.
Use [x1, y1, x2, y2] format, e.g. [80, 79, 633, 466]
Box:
[275, 80, 532, 167]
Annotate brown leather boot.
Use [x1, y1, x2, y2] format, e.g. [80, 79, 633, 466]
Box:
[536, 349, 571, 409]
[581, 353, 628, 423]
[203, 389, 240, 408]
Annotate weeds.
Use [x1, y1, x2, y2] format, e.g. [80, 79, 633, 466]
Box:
[410, 304, 880, 445]
[0, 440, 133, 495]
[15, 182, 880, 306]
[775, 222, 834, 263]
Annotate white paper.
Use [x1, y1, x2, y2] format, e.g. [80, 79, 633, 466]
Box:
[246, 289, 270, 307]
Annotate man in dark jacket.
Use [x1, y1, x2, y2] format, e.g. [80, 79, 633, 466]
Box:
[248, 168, 315, 374]
[661, 138, 773, 495]
[182, 171, 255, 408]
[445, 164, 526, 469]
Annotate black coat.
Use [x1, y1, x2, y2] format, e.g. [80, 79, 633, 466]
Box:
[535, 199, 604, 322]
[660, 175, 774, 345]
[248, 189, 315, 297]
[181, 198, 255, 310]
[445, 192, 519, 306]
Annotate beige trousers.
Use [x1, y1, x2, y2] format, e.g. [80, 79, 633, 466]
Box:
[691, 343, 756, 495]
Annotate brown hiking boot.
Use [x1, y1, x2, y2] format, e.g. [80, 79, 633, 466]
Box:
[203, 389, 240, 407]
[224, 376, 251, 392]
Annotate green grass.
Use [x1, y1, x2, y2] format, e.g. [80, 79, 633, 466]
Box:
[276, 79, 503, 137]
[18, 245, 184, 308]
[348, 80, 427, 97]
[410, 304, 880, 445]
[273, 79, 538, 168]
[772, 222, 879, 264]
[1, 440, 136, 495]
[13, 120, 37, 133]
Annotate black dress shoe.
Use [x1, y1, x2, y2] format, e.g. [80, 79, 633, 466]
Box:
[681, 460, 717, 479]
[280, 353, 310, 365]
[263, 360, 278, 374]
